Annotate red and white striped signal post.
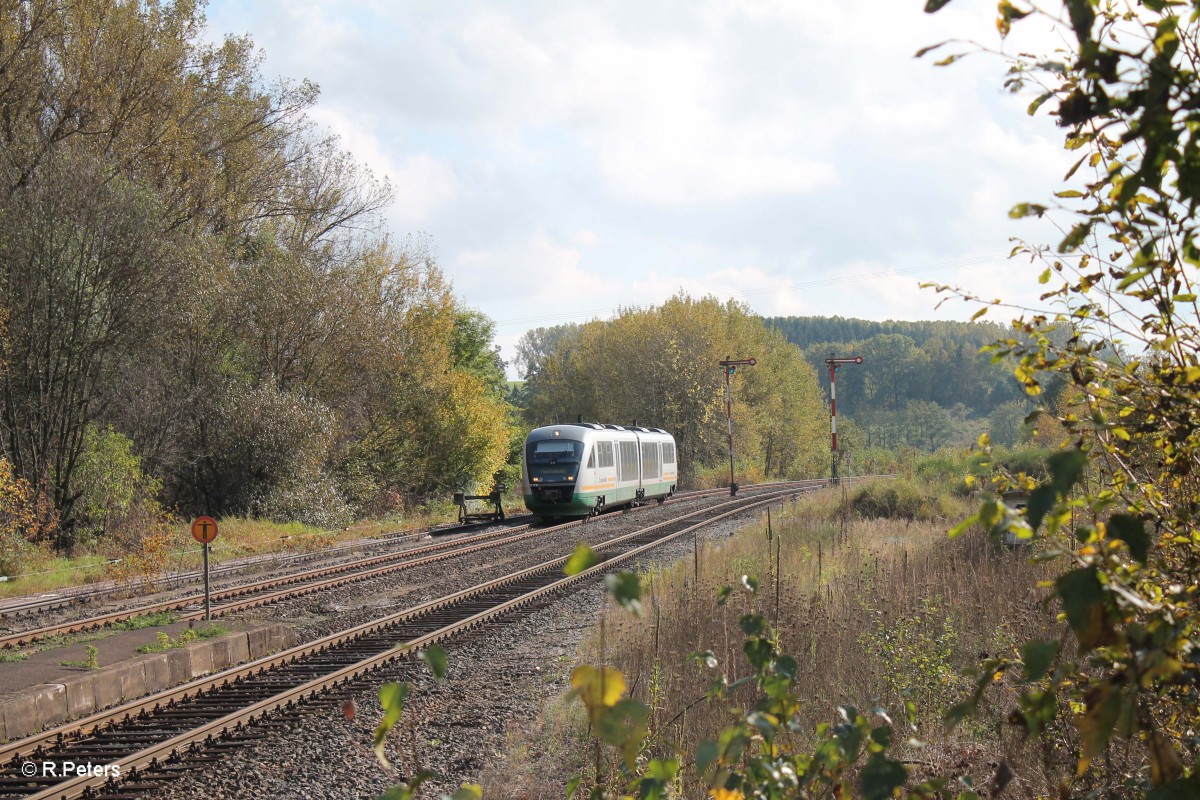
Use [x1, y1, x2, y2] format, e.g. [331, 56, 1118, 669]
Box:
[823, 355, 863, 486]
[718, 356, 756, 496]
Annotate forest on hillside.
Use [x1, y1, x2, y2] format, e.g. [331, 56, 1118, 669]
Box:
[765, 315, 1067, 452]
[0, 1, 514, 564]
[510, 309, 1066, 483]
[514, 296, 830, 485]
[0, 0, 1039, 568]
[0, 2, 1092, 564]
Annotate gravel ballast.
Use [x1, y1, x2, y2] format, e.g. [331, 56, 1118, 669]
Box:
[140, 506, 767, 800]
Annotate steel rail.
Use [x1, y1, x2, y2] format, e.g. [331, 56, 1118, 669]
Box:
[0, 484, 816, 764]
[0, 482, 806, 622]
[5, 486, 811, 800]
[0, 482, 814, 651]
[0, 517, 529, 621]
[0, 484, 814, 766]
[0, 485, 764, 621]
[0, 520, 540, 650]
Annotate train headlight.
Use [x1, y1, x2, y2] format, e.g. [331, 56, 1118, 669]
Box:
[531, 477, 540, 482]
[567, 476, 574, 481]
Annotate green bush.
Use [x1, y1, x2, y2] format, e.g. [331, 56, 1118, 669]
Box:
[914, 447, 1052, 499]
[0, 457, 40, 576]
[855, 446, 903, 476]
[72, 426, 165, 550]
[992, 446, 1052, 480]
[849, 478, 951, 521]
[914, 455, 963, 485]
[256, 465, 353, 530]
[208, 379, 353, 526]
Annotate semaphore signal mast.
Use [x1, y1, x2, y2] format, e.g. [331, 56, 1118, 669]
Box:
[718, 356, 756, 496]
[824, 355, 862, 486]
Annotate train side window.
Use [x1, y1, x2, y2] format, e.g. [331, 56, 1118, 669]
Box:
[642, 442, 660, 479]
[662, 442, 676, 464]
[586, 448, 595, 468]
[597, 441, 614, 469]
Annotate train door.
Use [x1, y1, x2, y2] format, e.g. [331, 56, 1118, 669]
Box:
[632, 431, 643, 492]
[662, 440, 677, 482]
[617, 438, 637, 491]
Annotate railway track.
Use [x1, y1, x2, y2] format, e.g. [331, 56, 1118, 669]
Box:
[1, 488, 765, 622]
[0, 483, 816, 800]
[0, 482, 817, 651]
[0, 521, 538, 650]
[0, 515, 535, 621]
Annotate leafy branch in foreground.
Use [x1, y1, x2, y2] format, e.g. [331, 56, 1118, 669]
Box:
[368, 644, 482, 800]
[919, 1, 1200, 796]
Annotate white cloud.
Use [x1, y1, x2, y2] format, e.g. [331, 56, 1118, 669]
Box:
[202, 0, 1085, 357]
[387, 155, 460, 227]
[561, 34, 840, 205]
[306, 107, 460, 228]
[453, 231, 608, 313]
[629, 265, 812, 316]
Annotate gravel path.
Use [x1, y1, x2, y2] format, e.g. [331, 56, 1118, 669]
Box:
[140, 509, 762, 800]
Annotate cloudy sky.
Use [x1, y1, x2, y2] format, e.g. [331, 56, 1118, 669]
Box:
[204, 0, 1076, 374]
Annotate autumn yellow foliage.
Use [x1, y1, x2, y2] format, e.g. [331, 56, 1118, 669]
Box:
[521, 294, 827, 483]
[0, 457, 40, 575]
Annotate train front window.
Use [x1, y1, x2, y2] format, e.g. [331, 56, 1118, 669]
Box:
[527, 439, 583, 482]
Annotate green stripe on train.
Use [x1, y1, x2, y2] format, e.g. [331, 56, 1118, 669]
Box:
[524, 481, 676, 516]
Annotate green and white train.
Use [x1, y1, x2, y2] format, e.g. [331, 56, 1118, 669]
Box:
[522, 423, 678, 518]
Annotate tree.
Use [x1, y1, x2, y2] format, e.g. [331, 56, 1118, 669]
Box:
[0, 155, 178, 545]
[782, 317, 1026, 419]
[73, 426, 163, 547]
[987, 399, 1032, 447]
[449, 308, 507, 397]
[513, 323, 581, 381]
[0, 0, 360, 539]
[0, 456, 44, 575]
[0, 0, 519, 538]
[733, 311, 827, 478]
[520, 294, 827, 484]
[902, 400, 955, 451]
[858, 334, 929, 412]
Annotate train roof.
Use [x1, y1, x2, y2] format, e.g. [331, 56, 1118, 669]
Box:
[528, 422, 670, 436]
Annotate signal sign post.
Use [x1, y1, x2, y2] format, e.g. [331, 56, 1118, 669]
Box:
[191, 516, 219, 621]
[823, 356, 863, 486]
[718, 356, 757, 496]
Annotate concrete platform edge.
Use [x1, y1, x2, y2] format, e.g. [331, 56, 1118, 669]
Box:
[0, 622, 295, 742]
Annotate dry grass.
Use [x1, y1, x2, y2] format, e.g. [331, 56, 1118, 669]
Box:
[143, 512, 461, 587]
[483, 683, 591, 800]
[0, 552, 110, 599]
[0, 507, 463, 600]
[508, 483, 1066, 798]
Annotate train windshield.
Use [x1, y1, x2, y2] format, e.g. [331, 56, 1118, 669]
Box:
[526, 439, 583, 481]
